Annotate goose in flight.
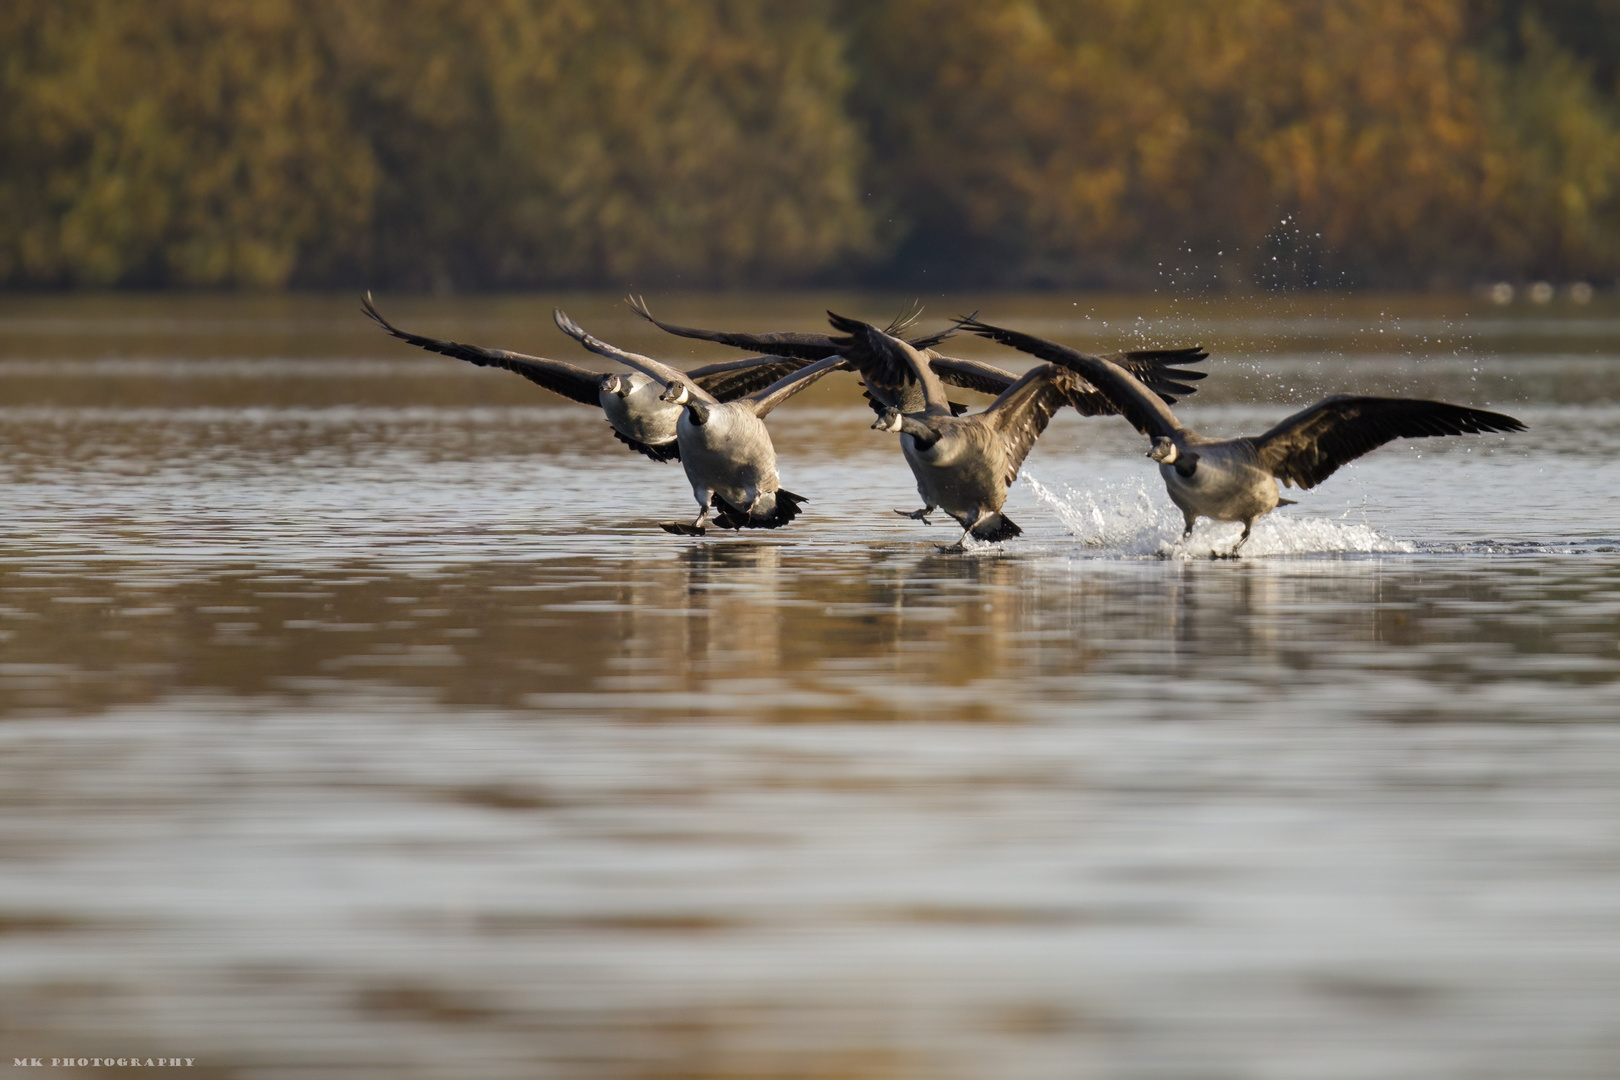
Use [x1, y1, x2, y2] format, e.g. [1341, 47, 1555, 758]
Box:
[553, 309, 844, 535]
[957, 315, 1527, 555]
[362, 293, 817, 462]
[827, 312, 1102, 547]
[627, 295, 1209, 419]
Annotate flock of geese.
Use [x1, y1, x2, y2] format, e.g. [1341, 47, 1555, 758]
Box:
[362, 295, 1525, 555]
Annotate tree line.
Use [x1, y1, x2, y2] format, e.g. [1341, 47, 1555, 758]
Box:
[2, 0, 1617, 290]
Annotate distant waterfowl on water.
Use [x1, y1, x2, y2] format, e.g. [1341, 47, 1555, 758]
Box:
[552, 309, 843, 534]
[958, 315, 1527, 556]
[362, 293, 818, 462]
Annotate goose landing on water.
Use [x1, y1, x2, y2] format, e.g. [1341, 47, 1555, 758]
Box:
[958, 316, 1527, 556]
[362, 293, 818, 462]
[828, 312, 1114, 549]
[552, 310, 843, 535]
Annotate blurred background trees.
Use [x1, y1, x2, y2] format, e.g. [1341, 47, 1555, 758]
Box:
[2, 0, 1617, 289]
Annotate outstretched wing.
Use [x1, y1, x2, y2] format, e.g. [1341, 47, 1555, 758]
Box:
[983, 365, 1085, 485]
[363, 293, 602, 406]
[629, 295, 955, 361]
[743, 355, 851, 418]
[928, 348, 1205, 416]
[1108, 348, 1209, 402]
[1249, 396, 1526, 489]
[927, 354, 1017, 397]
[627, 295, 842, 361]
[690, 354, 819, 401]
[857, 386, 971, 418]
[827, 311, 954, 417]
[955, 316, 1186, 438]
[553, 308, 718, 404]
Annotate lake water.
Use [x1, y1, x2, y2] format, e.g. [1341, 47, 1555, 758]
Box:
[1, 291, 1617, 1078]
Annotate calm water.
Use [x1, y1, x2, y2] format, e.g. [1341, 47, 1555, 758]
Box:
[1, 292, 1618, 1079]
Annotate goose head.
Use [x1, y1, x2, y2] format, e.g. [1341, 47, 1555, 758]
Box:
[1148, 436, 1179, 464]
[601, 373, 632, 398]
[872, 408, 903, 433]
[661, 382, 710, 425]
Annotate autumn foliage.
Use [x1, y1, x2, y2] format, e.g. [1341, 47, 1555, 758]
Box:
[2, 0, 1616, 289]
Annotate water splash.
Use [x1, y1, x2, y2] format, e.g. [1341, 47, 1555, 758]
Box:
[1024, 475, 1416, 558]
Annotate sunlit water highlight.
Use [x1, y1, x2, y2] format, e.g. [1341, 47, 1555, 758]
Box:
[0, 293, 1618, 1079]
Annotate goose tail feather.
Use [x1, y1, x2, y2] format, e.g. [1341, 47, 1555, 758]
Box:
[970, 513, 1022, 542]
[710, 490, 807, 530]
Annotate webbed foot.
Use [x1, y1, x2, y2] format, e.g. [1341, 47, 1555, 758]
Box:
[660, 522, 707, 536]
[895, 507, 935, 523]
[1222, 523, 1253, 558]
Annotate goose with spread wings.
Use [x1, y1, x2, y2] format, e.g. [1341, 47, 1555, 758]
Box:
[553, 309, 844, 535]
[827, 312, 1103, 547]
[958, 315, 1526, 555]
[627, 295, 1209, 420]
[362, 293, 816, 462]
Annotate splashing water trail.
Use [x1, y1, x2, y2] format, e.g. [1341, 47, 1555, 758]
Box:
[1025, 475, 1168, 553]
[1025, 475, 1416, 558]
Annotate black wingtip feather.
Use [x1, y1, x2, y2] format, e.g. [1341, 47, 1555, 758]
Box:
[882, 300, 924, 338]
[826, 310, 871, 336]
[907, 328, 957, 350]
[361, 291, 396, 335]
[552, 308, 590, 342]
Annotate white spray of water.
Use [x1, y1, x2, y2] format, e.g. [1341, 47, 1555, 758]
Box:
[1023, 475, 1416, 559]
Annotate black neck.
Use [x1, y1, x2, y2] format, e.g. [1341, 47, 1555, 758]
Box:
[897, 415, 941, 451]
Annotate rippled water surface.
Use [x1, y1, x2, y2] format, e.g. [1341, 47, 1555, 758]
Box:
[1, 292, 1619, 1079]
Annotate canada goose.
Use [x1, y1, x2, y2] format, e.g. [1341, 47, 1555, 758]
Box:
[827, 312, 1098, 547]
[362, 293, 817, 462]
[958, 316, 1527, 555]
[628, 295, 1209, 420]
[553, 310, 844, 535]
